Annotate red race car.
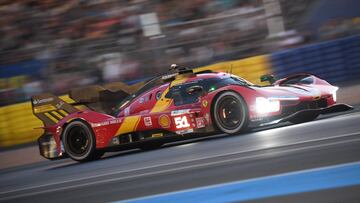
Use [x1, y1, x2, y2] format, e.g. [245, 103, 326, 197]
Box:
[31, 65, 353, 161]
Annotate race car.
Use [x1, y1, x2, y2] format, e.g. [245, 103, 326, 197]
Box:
[31, 65, 353, 161]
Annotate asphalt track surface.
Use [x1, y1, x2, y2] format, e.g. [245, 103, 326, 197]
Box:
[1, 106, 360, 203]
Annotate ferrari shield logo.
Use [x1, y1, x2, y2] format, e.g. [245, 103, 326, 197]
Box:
[202, 100, 208, 107]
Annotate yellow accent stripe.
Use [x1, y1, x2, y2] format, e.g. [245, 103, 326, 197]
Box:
[116, 116, 141, 135]
[171, 78, 188, 87]
[51, 111, 64, 120]
[150, 78, 189, 113]
[44, 112, 58, 123]
[150, 92, 171, 113]
[34, 104, 56, 113]
[58, 109, 69, 117]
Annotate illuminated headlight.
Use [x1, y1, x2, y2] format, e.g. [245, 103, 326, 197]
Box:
[256, 97, 280, 114]
[331, 89, 338, 102]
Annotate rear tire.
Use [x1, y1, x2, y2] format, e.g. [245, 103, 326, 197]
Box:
[62, 121, 103, 162]
[212, 91, 249, 134]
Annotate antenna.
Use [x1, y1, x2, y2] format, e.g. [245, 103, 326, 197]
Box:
[230, 64, 233, 75]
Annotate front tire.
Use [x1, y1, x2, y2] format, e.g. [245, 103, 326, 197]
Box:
[62, 121, 102, 162]
[212, 91, 249, 134]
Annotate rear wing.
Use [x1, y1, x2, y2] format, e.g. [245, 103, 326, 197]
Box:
[31, 81, 145, 126]
[31, 93, 79, 127]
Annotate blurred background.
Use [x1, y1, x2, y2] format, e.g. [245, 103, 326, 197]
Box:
[1, 0, 359, 105]
[1, 2, 360, 201]
[0, 0, 360, 147]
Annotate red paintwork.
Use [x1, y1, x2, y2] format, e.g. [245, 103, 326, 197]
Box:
[45, 72, 339, 155]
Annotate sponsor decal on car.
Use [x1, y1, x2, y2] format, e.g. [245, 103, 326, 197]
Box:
[161, 73, 177, 80]
[124, 107, 130, 116]
[32, 98, 54, 105]
[139, 97, 145, 104]
[91, 118, 122, 127]
[176, 128, 194, 135]
[205, 113, 210, 123]
[159, 114, 171, 128]
[171, 109, 191, 116]
[196, 117, 205, 128]
[144, 117, 152, 127]
[56, 101, 64, 109]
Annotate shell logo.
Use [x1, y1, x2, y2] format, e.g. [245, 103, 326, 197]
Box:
[159, 115, 171, 128]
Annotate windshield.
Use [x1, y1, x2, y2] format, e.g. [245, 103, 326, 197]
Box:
[165, 75, 253, 106]
[165, 81, 201, 106]
[201, 75, 253, 92]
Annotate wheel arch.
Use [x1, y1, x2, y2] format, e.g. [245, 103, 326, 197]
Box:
[61, 118, 100, 161]
[210, 90, 249, 122]
[61, 118, 94, 139]
[210, 90, 250, 134]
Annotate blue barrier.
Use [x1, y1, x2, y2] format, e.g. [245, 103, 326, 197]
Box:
[270, 35, 360, 83]
[0, 60, 45, 78]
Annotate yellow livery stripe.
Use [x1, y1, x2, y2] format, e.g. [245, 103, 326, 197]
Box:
[116, 116, 141, 135]
[44, 112, 59, 123]
[34, 104, 56, 113]
[151, 78, 189, 113]
[150, 86, 171, 113]
[170, 78, 188, 87]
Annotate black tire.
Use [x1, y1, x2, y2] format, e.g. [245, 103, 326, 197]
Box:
[212, 91, 249, 134]
[62, 121, 102, 162]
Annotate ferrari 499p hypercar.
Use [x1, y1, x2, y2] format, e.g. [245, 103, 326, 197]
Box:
[31, 65, 353, 161]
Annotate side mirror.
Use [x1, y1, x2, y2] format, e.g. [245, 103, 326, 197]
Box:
[260, 74, 276, 84]
[186, 85, 204, 95]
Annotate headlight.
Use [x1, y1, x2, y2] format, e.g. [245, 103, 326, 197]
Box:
[268, 96, 299, 101]
[332, 89, 338, 102]
[256, 97, 280, 114]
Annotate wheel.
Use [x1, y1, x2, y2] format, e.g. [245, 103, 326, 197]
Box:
[62, 121, 103, 162]
[212, 91, 249, 134]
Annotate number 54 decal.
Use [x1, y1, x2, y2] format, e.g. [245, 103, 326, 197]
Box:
[174, 116, 190, 129]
